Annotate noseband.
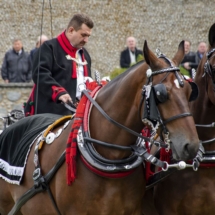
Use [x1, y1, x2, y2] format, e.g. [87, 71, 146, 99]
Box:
[142, 54, 192, 150]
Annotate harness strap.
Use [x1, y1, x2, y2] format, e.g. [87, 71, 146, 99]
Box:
[196, 122, 215, 128]
[80, 155, 136, 178]
[130, 145, 165, 168]
[83, 133, 166, 168]
[81, 90, 167, 169]
[38, 115, 72, 150]
[84, 137, 132, 151]
[82, 90, 152, 142]
[163, 112, 192, 125]
[8, 151, 65, 215]
[201, 138, 215, 144]
[146, 168, 177, 190]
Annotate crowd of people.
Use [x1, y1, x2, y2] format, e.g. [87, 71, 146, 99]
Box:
[0, 12, 208, 116]
[180, 40, 207, 78]
[119, 37, 207, 79]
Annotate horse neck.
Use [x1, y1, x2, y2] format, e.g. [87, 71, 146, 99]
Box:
[191, 55, 215, 148]
[89, 63, 147, 159]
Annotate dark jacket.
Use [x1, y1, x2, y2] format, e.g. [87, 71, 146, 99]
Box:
[1, 48, 31, 83]
[180, 51, 197, 77]
[120, 48, 143, 68]
[29, 47, 38, 64]
[24, 38, 91, 116]
[192, 51, 205, 69]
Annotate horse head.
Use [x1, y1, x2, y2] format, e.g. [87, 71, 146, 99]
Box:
[203, 23, 215, 104]
[90, 40, 199, 164]
[142, 40, 199, 161]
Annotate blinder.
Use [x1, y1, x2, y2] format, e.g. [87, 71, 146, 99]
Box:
[153, 82, 198, 103]
[153, 84, 168, 104]
[188, 81, 199, 101]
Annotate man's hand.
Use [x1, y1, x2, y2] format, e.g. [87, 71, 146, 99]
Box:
[183, 62, 191, 70]
[58, 94, 73, 104]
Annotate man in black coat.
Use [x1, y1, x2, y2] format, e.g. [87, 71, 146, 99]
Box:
[24, 13, 94, 116]
[120, 36, 143, 68]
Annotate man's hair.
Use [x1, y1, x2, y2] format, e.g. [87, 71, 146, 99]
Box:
[36, 34, 49, 44]
[67, 13, 94, 31]
[184, 39, 191, 45]
[13, 38, 21, 43]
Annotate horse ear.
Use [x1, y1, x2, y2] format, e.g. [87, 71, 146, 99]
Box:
[143, 40, 159, 70]
[172, 40, 185, 66]
[208, 23, 215, 47]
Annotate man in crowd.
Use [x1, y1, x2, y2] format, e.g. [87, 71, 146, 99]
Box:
[120, 36, 143, 68]
[1, 39, 31, 83]
[194, 41, 207, 68]
[29, 34, 49, 63]
[24, 13, 94, 116]
[180, 40, 207, 78]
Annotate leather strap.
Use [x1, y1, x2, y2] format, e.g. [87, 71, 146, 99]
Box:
[8, 151, 65, 215]
[163, 112, 192, 125]
[82, 90, 153, 142]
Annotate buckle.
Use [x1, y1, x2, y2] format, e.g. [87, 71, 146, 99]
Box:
[33, 168, 41, 181]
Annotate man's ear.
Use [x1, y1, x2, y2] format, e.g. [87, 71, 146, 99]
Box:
[68, 27, 74, 33]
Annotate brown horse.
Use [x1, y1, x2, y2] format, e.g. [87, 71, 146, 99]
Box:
[0, 41, 199, 215]
[149, 23, 215, 215]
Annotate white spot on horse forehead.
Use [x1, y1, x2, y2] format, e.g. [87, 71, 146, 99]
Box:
[174, 79, 180, 88]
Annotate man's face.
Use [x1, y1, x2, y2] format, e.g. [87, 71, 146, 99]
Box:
[127, 37, 136, 51]
[184, 41, 191, 54]
[198, 42, 207, 54]
[68, 24, 92, 49]
[13, 40, 23, 52]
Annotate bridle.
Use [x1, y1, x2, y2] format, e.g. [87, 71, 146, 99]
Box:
[141, 54, 195, 150]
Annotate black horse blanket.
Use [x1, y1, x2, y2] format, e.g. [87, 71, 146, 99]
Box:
[0, 113, 62, 185]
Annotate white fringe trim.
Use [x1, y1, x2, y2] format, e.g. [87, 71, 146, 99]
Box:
[0, 131, 44, 185]
[142, 118, 160, 132]
[0, 174, 20, 185]
[0, 159, 24, 176]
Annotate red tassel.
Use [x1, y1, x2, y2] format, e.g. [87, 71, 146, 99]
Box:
[66, 130, 73, 185]
[65, 86, 104, 185]
[70, 157, 76, 183]
[66, 162, 71, 185]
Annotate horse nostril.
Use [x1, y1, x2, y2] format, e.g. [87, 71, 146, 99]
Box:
[184, 142, 198, 160]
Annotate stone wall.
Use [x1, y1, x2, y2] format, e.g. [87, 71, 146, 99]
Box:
[0, 0, 214, 76]
[0, 0, 214, 119]
[0, 83, 33, 128]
